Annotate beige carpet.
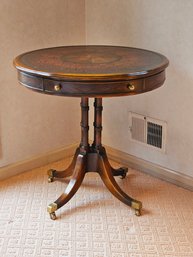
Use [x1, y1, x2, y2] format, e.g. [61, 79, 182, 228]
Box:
[0, 158, 193, 257]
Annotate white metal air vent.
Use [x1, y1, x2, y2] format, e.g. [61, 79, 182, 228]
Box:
[129, 112, 166, 152]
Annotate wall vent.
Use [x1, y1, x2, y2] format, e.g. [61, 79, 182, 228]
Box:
[129, 112, 166, 152]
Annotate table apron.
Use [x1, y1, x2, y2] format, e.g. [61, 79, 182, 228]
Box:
[17, 70, 166, 97]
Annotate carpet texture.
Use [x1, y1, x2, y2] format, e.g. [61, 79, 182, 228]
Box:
[0, 158, 193, 257]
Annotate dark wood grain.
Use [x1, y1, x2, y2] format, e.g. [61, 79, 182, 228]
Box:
[14, 46, 168, 81]
[46, 97, 144, 219]
[14, 45, 168, 97]
[18, 70, 166, 97]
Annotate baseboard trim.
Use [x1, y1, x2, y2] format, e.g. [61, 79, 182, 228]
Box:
[105, 145, 193, 191]
[1, 143, 193, 191]
[0, 143, 77, 181]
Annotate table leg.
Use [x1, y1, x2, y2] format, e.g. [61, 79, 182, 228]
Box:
[47, 97, 142, 219]
[47, 97, 89, 182]
[80, 97, 89, 153]
[47, 148, 79, 182]
[92, 98, 128, 178]
[100, 150, 128, 178]
[92, 98, 102, 149]
[97, 147, 142, 216]
[47, 97, 89, 219]
[92, 98, 142, 215]
[47, 151, 86, 220]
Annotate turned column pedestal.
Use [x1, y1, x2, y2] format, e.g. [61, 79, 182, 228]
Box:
[47, 97, 142, 220]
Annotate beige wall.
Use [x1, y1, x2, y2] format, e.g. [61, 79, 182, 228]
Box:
[0, 0, 85, 167]
[86, 0, 193, 177]
[2, 0, 193, 180]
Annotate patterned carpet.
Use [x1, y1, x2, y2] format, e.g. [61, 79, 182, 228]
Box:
[0, 158, 193, 257]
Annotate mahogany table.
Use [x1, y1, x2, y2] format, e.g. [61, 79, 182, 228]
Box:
[14, 45, 169, 220]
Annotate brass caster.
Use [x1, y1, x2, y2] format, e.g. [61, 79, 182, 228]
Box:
[48, 177, 53, 183]
[131, 200, 142, 217]
[50, 212, 57, 220]
[47, 169, 55, 183]
[135, 209, 141, 216]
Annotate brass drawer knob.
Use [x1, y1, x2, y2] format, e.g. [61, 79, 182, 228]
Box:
[127, 84, 135, 91]
[54, 84, 62, 91]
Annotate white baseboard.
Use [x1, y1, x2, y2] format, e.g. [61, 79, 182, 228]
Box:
[105, 145, 193, 191]
[1, 143, 193, 191]
[0, 143, 77, 181]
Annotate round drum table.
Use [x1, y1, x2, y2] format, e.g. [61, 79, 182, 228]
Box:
[14, 45, 169, 220]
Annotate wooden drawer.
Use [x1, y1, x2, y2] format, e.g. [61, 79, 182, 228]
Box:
[18, 70, 165, 97]
[43, 78, 144, 96]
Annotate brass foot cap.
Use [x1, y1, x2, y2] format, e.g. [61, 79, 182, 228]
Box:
[47, 169, 55, 176]
[131, 200, 142, 216]
[131, 200, 142, 211]
[47, 203, 58, 214]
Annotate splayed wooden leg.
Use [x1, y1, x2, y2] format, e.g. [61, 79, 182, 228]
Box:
[47, 153, 86, 219]
[98, 149, 142, 216]
[47, 148, 79, 182]
[100, 148, 128, 178]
